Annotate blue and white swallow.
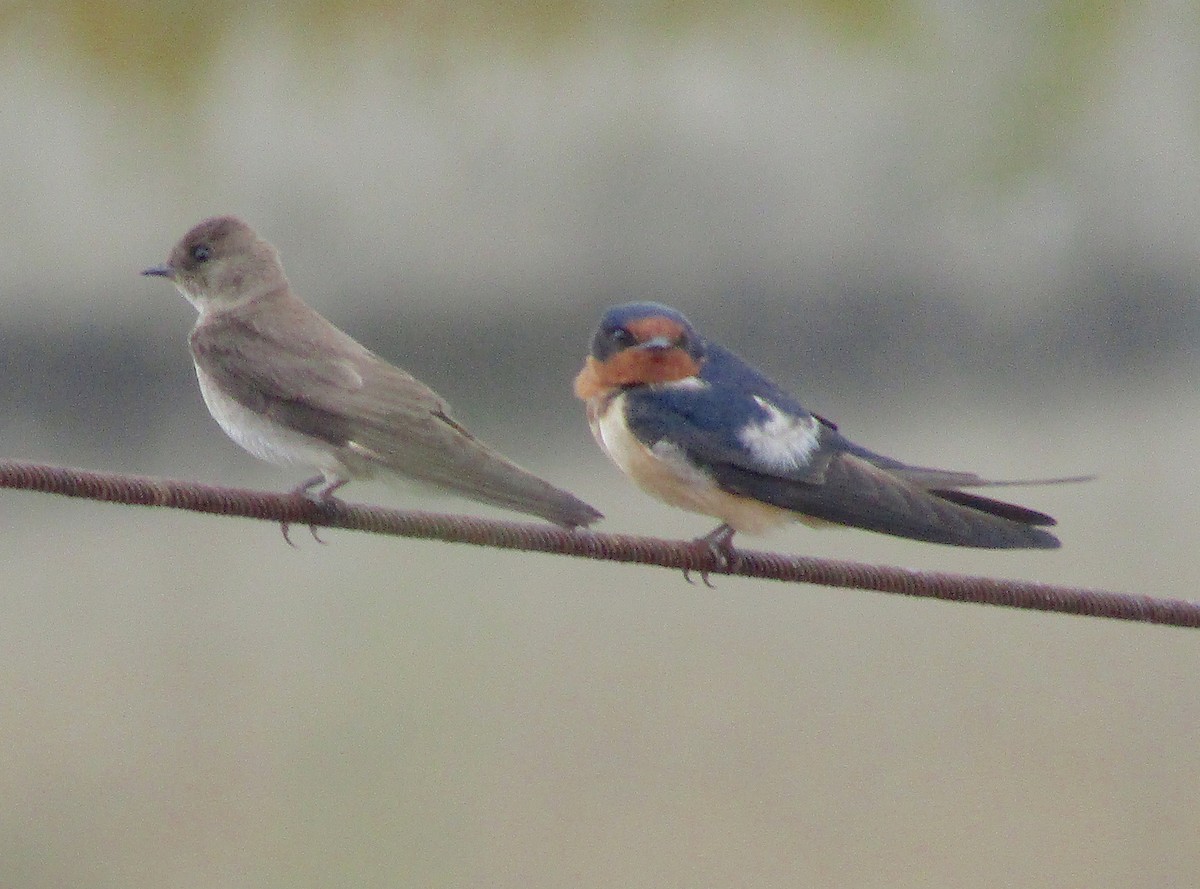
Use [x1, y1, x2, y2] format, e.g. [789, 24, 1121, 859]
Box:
[575, 302, 1082, 556]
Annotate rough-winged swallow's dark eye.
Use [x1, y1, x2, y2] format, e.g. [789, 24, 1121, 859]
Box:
[191, 243, 212, 262]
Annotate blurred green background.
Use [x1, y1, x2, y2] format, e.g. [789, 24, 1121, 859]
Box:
[2, 2, 1198, 887]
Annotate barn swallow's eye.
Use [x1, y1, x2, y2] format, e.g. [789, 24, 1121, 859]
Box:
[609, 327, 637, 349]
[191, 243, 212, 262]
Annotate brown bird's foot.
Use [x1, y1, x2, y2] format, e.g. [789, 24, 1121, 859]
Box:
[683, 523, 740, 587]
[281, 476, 348, 546]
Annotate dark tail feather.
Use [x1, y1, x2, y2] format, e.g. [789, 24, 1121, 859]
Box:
[930, 489, 1057, 526]
[721, 455, 1063, 549]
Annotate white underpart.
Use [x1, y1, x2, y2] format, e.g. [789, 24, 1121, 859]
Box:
[738, 396, 821, 471]
[590, 392, 797, 534]
[594, 395, 718, 509]
[194, 363, 350, 483]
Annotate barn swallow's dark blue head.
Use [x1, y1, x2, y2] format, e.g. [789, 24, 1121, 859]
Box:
[574, 302, 707, 400]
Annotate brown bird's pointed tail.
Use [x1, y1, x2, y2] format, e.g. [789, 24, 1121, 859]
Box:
[373, 438, 603, 529]
[451, 459, 604, 529]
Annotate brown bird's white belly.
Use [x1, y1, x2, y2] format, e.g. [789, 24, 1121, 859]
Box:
[591, 392, 797, 535]
[193, 362, 353, 481]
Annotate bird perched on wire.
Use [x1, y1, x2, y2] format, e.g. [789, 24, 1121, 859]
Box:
[575, 302, 1083, 562]
[144, 215, 602, 541]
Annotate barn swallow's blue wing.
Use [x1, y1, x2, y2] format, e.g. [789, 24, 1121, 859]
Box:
[619, 349, 1059, 547]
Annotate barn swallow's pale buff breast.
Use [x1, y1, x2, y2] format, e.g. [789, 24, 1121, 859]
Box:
[575, 302, 1083, 555]
[143, 216, 602, 531]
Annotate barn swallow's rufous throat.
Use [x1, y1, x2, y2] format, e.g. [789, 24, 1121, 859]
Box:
[144, 215, 601, 543]
[575, 302, 1084, 569]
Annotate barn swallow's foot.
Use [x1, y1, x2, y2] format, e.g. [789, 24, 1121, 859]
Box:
[682, 523, 739, 587]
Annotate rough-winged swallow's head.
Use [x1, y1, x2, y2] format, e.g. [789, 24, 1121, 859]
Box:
[143, 215, 287, 313]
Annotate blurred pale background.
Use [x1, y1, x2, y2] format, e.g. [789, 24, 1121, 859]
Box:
[2, 2, 1198, 887]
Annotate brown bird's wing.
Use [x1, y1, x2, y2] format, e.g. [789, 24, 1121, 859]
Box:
[190, 300, 601, 527]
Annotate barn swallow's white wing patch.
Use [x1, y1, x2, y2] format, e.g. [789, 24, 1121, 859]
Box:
[737, 396, 822, 471]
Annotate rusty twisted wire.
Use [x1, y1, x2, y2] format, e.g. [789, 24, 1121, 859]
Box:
[2, 458, 1196, 628]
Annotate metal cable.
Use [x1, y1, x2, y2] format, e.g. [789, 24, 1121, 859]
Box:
[2, 459, 1195, 628]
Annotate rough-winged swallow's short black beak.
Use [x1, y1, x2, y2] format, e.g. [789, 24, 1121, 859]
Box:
[141, 265, 173, 278]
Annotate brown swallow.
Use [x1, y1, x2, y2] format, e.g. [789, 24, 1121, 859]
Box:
[144, 216, 602, 540]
